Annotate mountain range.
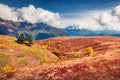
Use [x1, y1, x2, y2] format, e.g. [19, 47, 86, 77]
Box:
[0, 18, 68, 40]
[63, 25, 120, 37]
[1, 18, 120, 40]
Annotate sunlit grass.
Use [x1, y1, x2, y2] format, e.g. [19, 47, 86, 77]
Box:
[0, 35, 58, 71]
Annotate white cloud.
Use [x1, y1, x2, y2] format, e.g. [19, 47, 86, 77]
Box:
[0, 4, 60, 27]
[61, 5, 120, 31]
[0, 3, 18, 21]
[112, 5, 120, 19]
[1, 3, 120, 30]
[61, 11, 105, 30]
[93, 13, 112, 26]
[93, 5, 120, 30]
[17, 5, 60, 27]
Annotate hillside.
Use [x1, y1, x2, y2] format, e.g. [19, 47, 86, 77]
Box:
[0, 35, 58, 67]
[0, 18, 68, 40]
[0, 35, 120, 80]
[36, 36, 120, 55]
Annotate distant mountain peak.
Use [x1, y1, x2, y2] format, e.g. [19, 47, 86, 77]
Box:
[63, 25, 120, 37]
[65, 24, 81, 30]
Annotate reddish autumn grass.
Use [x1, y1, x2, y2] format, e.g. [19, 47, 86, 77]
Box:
[35, 59, 120, 80]
[0, 36, 120, 80]
[36, 36, 120, 54]
[1, 53, 118, 80]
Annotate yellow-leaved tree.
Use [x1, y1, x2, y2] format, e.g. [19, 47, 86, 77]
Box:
[84, 47, 94, 56]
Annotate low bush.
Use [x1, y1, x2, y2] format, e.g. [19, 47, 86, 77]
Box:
[83, 47, 94, 56]
[1, 63, 17, 73]
[52, 51, 61, 57]
[52, 48, 61, 57]
[72, 53, 80, 58]
[0, 53, 10, 67]
[30, 46, 47, 64]
[15, 53, 26, 58]
[17, 57, 27, 66]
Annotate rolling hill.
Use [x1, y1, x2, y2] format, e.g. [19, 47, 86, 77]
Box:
[0, 35, 58, 68]
[0, 35, 120, 80]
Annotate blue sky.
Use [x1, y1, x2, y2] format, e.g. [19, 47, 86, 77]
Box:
[0, 0, 120, 30]
[1, 0, 120, 13]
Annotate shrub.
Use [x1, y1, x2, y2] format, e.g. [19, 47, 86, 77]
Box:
[83, 47, 94, 56]
[1, 63, 17, 73]
[15, 53, 26, 58]
[45, 41, 55, 46]
[9, 49, 14, 53]
[56, 44, 62, 49]
[25, 35, 33, 46]
[41, 44, 48, 49]
[52, 51, 61, 57]
[52, 48, 61, 57]
[30, 45, 47, 64]
[59, 56, 67, 60]
[17, 57, 27, 66]
[73, 53, 80, 58]
[0, 53, 10, 67]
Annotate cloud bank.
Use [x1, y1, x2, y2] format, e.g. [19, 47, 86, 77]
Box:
[63, 5, 120, 31]
[0, 4, 60, 27]
[1, 3, 120, 31]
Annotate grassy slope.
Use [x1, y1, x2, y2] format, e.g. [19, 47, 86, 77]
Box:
[0, 36, 120, 80]
[12, 51, 120, 80]
[36, 36, 120, 54]
[0, 35, 58, 68]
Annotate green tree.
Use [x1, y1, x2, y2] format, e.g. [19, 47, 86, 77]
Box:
[17, 33, 26, 44]
[16, 33, 33, 46]
[25, 35, 33, 46]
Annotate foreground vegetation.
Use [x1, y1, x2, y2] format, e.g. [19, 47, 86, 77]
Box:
[0, 35, 58, 73]
[0, 35, 120, 80]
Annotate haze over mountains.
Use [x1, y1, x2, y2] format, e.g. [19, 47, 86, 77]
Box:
[63, 25, 120, 37]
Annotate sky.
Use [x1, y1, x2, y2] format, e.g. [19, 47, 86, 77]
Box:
[0, 0, 120, 30]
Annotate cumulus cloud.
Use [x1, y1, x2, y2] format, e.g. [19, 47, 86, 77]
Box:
[1, 3, 120, 30]
[0, 4, 18, 21]
[62, 5, 120, 31]
[93, 5, 120, 30]
[112, 5, 120, 19]
[63, 5, 120, 31]
[0, 4, 60, 27]
[93, 13, 112, 26]
[17, 5, 60, 27]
